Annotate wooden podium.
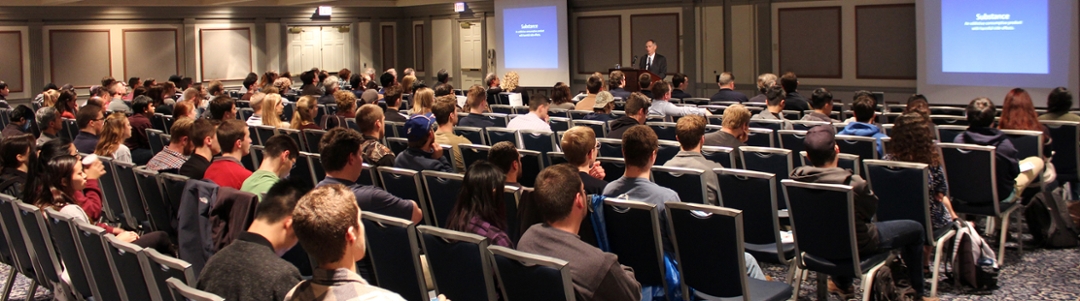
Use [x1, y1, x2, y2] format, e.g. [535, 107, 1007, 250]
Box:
[608, 68, 663, 92]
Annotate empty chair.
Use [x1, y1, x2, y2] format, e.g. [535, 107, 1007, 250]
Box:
[13, 201, 62, 293]
[133, 167, 174, 236]
[777, 130, 808, 166]
[487, 246, 574, 301]
[156, 173, 190, 226]
[571, 120, 607, 138]
[490, 104, 514, 114]
[115, 161, 151, 231]
[254, 126, 277, 146]
[502, 186, 522, 243]
[789, 120, 828, 131]
[740, 147, 793, 210]
[486, 127, 518, 147]
[651, 166, 708, 204]
[166, 278, 224, 301]
[1042, 121, 1080, 187]
[597, 157, 626, 183]
[647, 122, 678, 141]
[301, 129, 326, 153]
[835, 134, 879, 160]
[482, 113, 509, 127]
[454, 126, 486, 145]
[715, 169, 793, 265]
[666, 202, 794, 301]
[151, 113, 169, 132]
[0, 195, 39, 300]
[104, 234, 155, 301]
[43, 208, 95, 300]
[744, 128, 774, 148]
[601, 198, 669, 295]
[417, 226, 498, 301]
[597, 138, 623, 158]
[940, 143, 1022, 264]
[701, 146, 735, 168]
[73, 222, 124, 301]
[385, 137, 409, 155]
[518, 150, 544, 187]
[362, 212, 428, 301]
[459, 144, 491, 171]
[549, 117, 571, 133]
[148, 129, 166, 154]
[518, 130, 557, 165]
[384, 121, 405, 138]
[143, 248, 197, 301]
[377, 167, 430, 225]
[421, 171, 465, 227]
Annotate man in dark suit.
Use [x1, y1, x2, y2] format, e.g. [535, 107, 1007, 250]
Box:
[484, 72, 502, 105]
[607, 71, 631, 100]
[709, 72, 749, 103]
[780, 72, 810, 112]
[638, 39, 667, 77]
[670, 73, 693, 99]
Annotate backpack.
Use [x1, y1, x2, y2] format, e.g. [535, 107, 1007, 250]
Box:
[869, 258, 916, 301]
[1025, 188, 1080, 248]
[950, 224, 999, 292]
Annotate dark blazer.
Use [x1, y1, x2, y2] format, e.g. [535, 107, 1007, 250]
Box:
[709, 89, 749, 103]
[639, 53, 667, 76]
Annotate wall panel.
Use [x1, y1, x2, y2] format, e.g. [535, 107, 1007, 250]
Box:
[432, 19, 453, 79]
[576, 16, 621, 74]
[50, 30, 111, 88]
[0, 31, 24, 93]
[778, 7, 842, 78]
[414, 24, 425, 72]
[630, 13, 679, 75]
[198, 28, 252, 81]
[123, 29, 179, 81]
[856, 4, 916, 79]
[381, 25, 396, 71]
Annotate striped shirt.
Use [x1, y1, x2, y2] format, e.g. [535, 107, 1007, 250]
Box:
[285, 268, 405, 301]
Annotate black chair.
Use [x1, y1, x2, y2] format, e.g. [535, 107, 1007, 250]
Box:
[780, 110, 802, 121]
[518, 130, 557, 166]
[345, 118, 361, 132]
[43, 208, 94, 300]
[104, 234, 155, 301]
[655, 140, 681, 166]
[546, 152, 568, 166]
[63, 118, 78, 140]
[777, 130, 807, 166]
[147, 129, 166, 154]
[97, 157, 127, 225]
[166, 278, 224, 301]
[417, 226, 498, 301]
[931, 115, 967, 126]
[602, 198, 669, 295]
[486, 127, 517, 147]
[797, 152, 861, 176]
[1002, 129, 1044, 160]
[864, 159, 955, 297]
[288, 151, 319, 187]
[666, 202, 795, 301]
[598, 157, 626, 183]
[572, 120, 607, 138]
[73, 222, 124, 301]
[740, 146, 793, 210]
[502, 186, 523, 243]
[421, 171, 464, 228]
[929, 106, 966, 116]
[491, 105, 514, 114]
[378, 167, 431, 225]
[13, 201, 62, 293]
[0, 195, 38, 300]
[835, 134, 879, 161]
[459, 144, 491, 171]
[781, 180, 896, 301]
[715, 169, 794, 266]
[789, 120, 828, 131]
[647, 122, 678, 141]
[358, 163, 380, 187]
[569, 110, 591, 120]
[134, 166, 174, 235]
[745, 128, 774, 148]
[482, 113, 509, 127]
[255, 125, 277, 146]
[549, 117, 571, 133]
[142, 248, 197, 301]
[241, 146, 257, 171]
[651, 166, 708, 204]
[278, 128, 304, 152]
[247, 125, 260, 146]
[114, 161, 151, 231]
[385, 121, 406, 138]
[1042, 120, 1080, 185]
[362, 212, 428, 301]
[302, 129, 326, 153]
[940, 143, 1022, 264]
[701, 146, 735, 168]
[238, 108, 254, 122]
[386, 137, 409, 155]
[157, 173, 190, 228]
[487, 246, 574, 301]
[597, 138, 623, 158]
[518, 150, 543, 187]
[306, 153, 325, 185]
[454, 126, 486, 145]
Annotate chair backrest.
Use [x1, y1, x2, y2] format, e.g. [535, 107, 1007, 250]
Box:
[597, 157, 626, 183]
[416, 226, 498, 301]
[931, 115, 967, 126]
[43, 208, 95, 299]
[454, 126, 487, 145]
[654, 140, 681, 166]
[459, 144, 491, 170]
[749, 119, 783, 131]
[1042, 120, 1080, 180]
[744, 127, 775, 147]
[302, 129, 327, 153]
[357, 162, 380, 187]
[482, 113, 509, 127]
[798, 152, 861, 176]
[287, 151, 319, 187]
[13, 201, 61, 288]
[307, 153, 326, 184]
[518, 130, 557, 162]
[569, 110, 592, 120]
[385, 137, 409, 155]
[781, 110, 802, 120]
[939, 143, 1001, 212]
[597, 138, 623, 158]
[421, 170, 465, 228]
[701, 146, 735, 168]
[249, 145, 265, 168]
[361, 212, 428, 301]
[647, 122, 678, 141]
[778, 130, 808, 165]
[97, 156, 127, 224]
[518, 150, 544, 187]
[63, 118, 78, 140]
[491, 104, 514, 114]
[104, 234, 155, 301]
[651, 166, 708, 204]
[545, 151, 568, 166]
[571, 120, 607, 138]
[715, 169, 784, 250]
[666, 202, 753, 299]
[115, 161, 150, 231]
[602, 198, 668, 288]
[502, 186, 522, 243]
[549, 117, 571, 133]
[377, 167, 430, 225]
[781, 180, 864, 275]
[73, 222, 124, 301]
[929, 106, 965, 116]
[133, 166, 174, 235]
[157, 172, 190, 218]
[1001, 129, 1044, 160]
[935, 125, 965, 144]
[790, 120, 829, 131]
[255, 125, 277, 146]
[238, 107, 254, 122]
[143, 248, 197, 301]
[277, 128, 304, 151]
[739, 146, 792, 182]
[864, 160, 934, 243]
[148, 129, 166, 154]
[487, 246, 574, 301]
[835, 134, 878, 160]
[166, 278, 224, 301]
[486, 127, 518, 147]
[0, 196, 36, 284]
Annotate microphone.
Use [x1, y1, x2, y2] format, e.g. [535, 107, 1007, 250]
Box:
[632, 55, 638, 65]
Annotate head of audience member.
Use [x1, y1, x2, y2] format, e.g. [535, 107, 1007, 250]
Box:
[323, 76, 340, 95]
[1, 133, 35, 173]
[290, 96, 319, 130]
[26, 138, 77, 203]
[167, 117, 195, 155]
[764, 86, 786, 113]
[501, 71, 520, 91]
[432, 97, 459, 129]
[652, 80, 671, 100]
[446, 160, 508, 232]
[625, 92, 652, 124]
[131, 87, 147, 99]
[127, 77, 141, 90]
[42, 89, 59, 108]
[756, 73, 778, 95]
[675, 115, 708, 152]
[780, 72, 799, 94]
[380, 72, 396, 89]
[242, 73, 258, 92]
[638, 73, 652, 92]
[142, 78, 157, 88]
[594, 91, 615, 114]
[585, 74, 605, 95]
[384, 84, 404, 109]
[561, 126, 600, 172]
[429, 69, 445, 84]
[36, 106, 62, 136]
[182, 87, 200, 103]
[527, 95, 551, 121]
[551, 83, 573, 106]
[809, 88, 833, 112]
[803, 125, 839, 167]
[672, 73, 689, 91]
[262, 94, 287, 128]
[31, 155, 86, 210]
[717, 72, 735, 90]
[999, 88, 1043, 132]
[191, 118, 219, 157]
[904, 94, 930, 117]
[365, 78, 379, 91]
[411, 87, 435, 115]
[260, 135, 300, 178]
[300, 71, 316, 87]
[55, 89, 77, 114]
[174, 101, 196, 120]
[721, 104, 751, 143]
[209, 96, 238, 121]
[319, 128, 366, 179]
[217, 119, 251, 158]
[168, 75, 183, 88]
[965, 97, 996, 128]
[76, 104, 104, 134]
[488, 141, 520, 184]
[207, 80, 225, 97]
[106, 78, 126, 100]
[8, 105, 33, 129]
[401, 75, 417, 94]
[247, 177, 307, 255]
[622, 125, 658, 171]
[609, 70, 626, 89]
[433, 83, 455, 98]
[320, 70, 330, 84]
[349, 74, 364, 91]
[356, 104, 385, 138]
[292, 184, 367, 269]
[466, 84, 488, 113]
[485, 73, 501, 89]
[132, 95, 155, 117]
[339, 69, 352, 83]
[93, 112, 131, 158]
[852, 95, 877, 124]
[1047, 87, 1073, 114]
[385, 68, 396, 79]
[888, 113, 940, 167]
[404, 114, 438, 152]
[250, 91, 267, 115]
[334, 90, 357, 117]
[534, 164, 586, 229]
[164, 82, 180, 99]
[0, 81, 8, 98]
[273, 78, 292, 94]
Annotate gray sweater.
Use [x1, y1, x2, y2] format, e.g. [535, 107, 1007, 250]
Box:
[196, 232, 302, 301]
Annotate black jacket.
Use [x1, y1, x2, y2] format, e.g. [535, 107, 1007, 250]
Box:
[606, 116, 641, 139]
[638, 53, 667, 76]
[954, 127, 1020, 202]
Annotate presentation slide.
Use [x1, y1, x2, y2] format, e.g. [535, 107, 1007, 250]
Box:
[917, 0, 1079, 105]
[503, 6, 558, 69]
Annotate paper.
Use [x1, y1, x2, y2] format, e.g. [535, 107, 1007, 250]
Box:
[1020, 161, 1035, 172]
[456, 96, 467, 108]
[508, 93, 523, 107]
[780, 231, 794, 244]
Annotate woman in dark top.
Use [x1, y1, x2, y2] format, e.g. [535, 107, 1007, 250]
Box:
[0, 134, 35, 197]
[150, 84, 174, 115]
[550, 82, 575, 110]
[55, 90, 78, 119]
[883, 113, 958, 230]
[290, 96, 322, 131]
[446, 161, 513, 248]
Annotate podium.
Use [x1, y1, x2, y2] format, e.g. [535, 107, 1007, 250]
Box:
[608, 68, 663, 92]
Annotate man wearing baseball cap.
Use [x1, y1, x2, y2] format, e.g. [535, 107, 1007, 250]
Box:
[393, 114, 454, 173]
[789, 125, 929, 300]
[583, 91, 616, 123]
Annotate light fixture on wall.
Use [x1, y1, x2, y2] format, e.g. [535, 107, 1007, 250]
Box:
[454, 2, 466, 13]
[337, 26, 350, 33]
[460, 22, 473, 29]
[311, 6, 332, 21]
[288, 27, 305, 34]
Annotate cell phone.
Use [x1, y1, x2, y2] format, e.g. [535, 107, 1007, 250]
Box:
[82, 154, 98, 166]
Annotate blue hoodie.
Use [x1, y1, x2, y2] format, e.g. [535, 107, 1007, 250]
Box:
[838, 122, 888, 157]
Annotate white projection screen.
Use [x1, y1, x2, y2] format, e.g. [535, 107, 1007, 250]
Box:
[494, 0, 570, 87]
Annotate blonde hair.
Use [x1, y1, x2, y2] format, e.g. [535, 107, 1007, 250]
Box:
[411, 87, 435, 115]
[722, 104, 751, 129]
[334, 90, 357, 113]
[273, 77, 292, 93]
[501, 71, 520, 91]
[291, 96, 319, 130]
[249, 92, 267, 113]
[42, 90, 60, 107]
[94, 112, 129, 157]
[400, 75, 417, 94]
[262, 94, 286, 128]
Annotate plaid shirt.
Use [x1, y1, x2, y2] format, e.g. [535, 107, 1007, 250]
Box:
[146, 148, 188, 172]
[285, 268, 405, 301]
[464, 215, 514, 248]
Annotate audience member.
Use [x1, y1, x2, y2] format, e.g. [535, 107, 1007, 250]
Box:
[518, 164, 642, 301]
[800, 88, 839, 131]
[2, 105, 32, 137]
[379, 72, 396, 93]
[446, 160, 514, 247]
[204, 119, 253, 189]
[575, 74, 605, 111]
[241, 135, 299, 197]
[709, 72, 748, 103]
[179, 118, 218, 180]
[507, 96, 552, 131]
[318, 76, 340, 105]
[997, 89, 1053, 188]
[433, 82, 455, 98]
[400, 75, 417, 95]
[262, 94, 290, 129]
[173, 99, 197, 120]
[780, 72, 809, 112]
[838, 95, 888, 157]
[152, 84, 175, 115]
[1039, 87, 1078, 121]
[750, 86, 793, 130]
[747, 73, 777, 103]
[300, 71, 322, 96]
[648, 80, 711, 120]
[146, 117, 194, 172]
[383, 84, 408, 122]
[904, 94, 931, 117]
[432, 98, 470, 172]
[485, 72, 503, 105]
[394, 114, 453, 173]
[608, 70, 631, 100]
[0, 81, 7, 107]
[273, 77, 293, 95]
[317, 127, 422, 222]
[35, 106, 62, 146]
[607, 92, 651, 139]
[791, 125, 927, 300]
[197, 178, 305, 301]
[125, 96, 155, 164]
[247, 92, 268, 126]
[106, 80, 131, 113]
[955, 98, 1023, 202]
[885, 113, 959, 230]
[550, 82, 576, 110]
[637, 73, 654, 99]
[240, 74, 258, 101]
[501, 71, 530, 101]
[55, 89, 77, 119]
[704, 104, 750, 165]
[286, 96, 319, 131]
[0, 134, 34, 196]
[669, 73, 692, 99]
[664, 115, 723, 204]
[74, 104, 107, 155]
[488, 141, 521, 186]
[458, 85, 497, 127]
[209, 96, 238, 122]
[324, 91, 357, 129]
[604, 124, 679, 252]
[356, 104, 396, 167]
[93, 112, 133, 163]
[410, 87, 435, 116]
[561, 126, 607, 194]
[584, 91, 616, 123]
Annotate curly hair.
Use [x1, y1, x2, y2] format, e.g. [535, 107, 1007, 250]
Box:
[501, 71, 520, 91]
[886, 112, 940, 167]
[94, 112, 130, 158]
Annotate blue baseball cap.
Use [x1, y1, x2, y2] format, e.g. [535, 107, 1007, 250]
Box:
[404, 113, 437, 142]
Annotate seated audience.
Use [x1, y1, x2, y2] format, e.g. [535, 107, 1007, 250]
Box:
[383, 84, 408, 122]
[197, 179, 305, 301]
[324, 91, 357, 129]
[885, 113, 959, 230]
[484, 72, 503, 105]
[246, 92, 267, 126]
[583, 91, 616, 123]
[394, 114, 453, 173]
[550, 82, 576, 110]
[432, 98, 471, 172]
[607, 92, 652, 139]
[704, 104, 750, 166]
[561, 126, 607, 195]
[670, 73, 693, 99]
[262, 94, 290, 129]
[800, 88, 839, 131]
[780, 72, 809, 112]
[379, 72, 397, 94]
[518, 164, 642, 301]
[356, 104, 396, 167]
[299, 70, 322, 96]
[2, 105, 33, 137]
[0, 134, 34, 196]
[317, 127, 422, 223]
[488, 141, 521, 186]
[105, 80, 130, 113]
[94, 112, 133, 163]
[664, 115, 723, 205]
[791, 125, 927, 300]
[203, 119, 252, 189]
[648, 80, 711, 120]
[458, 85, 497, 127]
[125, 96, 155, 164]
[173, 99, 197, 120]
[55, 89, 78, 119]
[400, 75, 417, 95]
[0, 81, 6, 107]
[751, 86, 793, 130]
[953, 98, 1026, 203]
[1039, 87, 1078, 121]
[747, 73, 777, 103]
[208, 96, 238, 123]
[73, 104, 105, 154]
[411, 87, 435, 116]
[318, 76, 340, 105]
[608, 71, 631, 100]
[179, 118, 218, 180]
[35, 106, 62, 146]
[904, 94, 931, 117]
[146, 117, 194, 172]
[575, 74, 605, 111]
[838, 95, 888, 157]
[709, 72, 748, 103]
[637, 73, 654, 99]
[446, 161, 514, 247]
[290, 96, 322, 131]
[997, 89, 1054, 190]
[501, 71, 529, 101]
[241, 135, 299, 198]
[507, 96, 552, 131]
[240, 74, 258, 101]
[433, 82, 455, 98]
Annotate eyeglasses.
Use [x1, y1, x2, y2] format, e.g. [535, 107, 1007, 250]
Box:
[594, 141, 601, 150]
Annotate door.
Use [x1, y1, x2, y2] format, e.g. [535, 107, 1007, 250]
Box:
[459, 21, 483, 88]
[287, 26, 348, 74]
